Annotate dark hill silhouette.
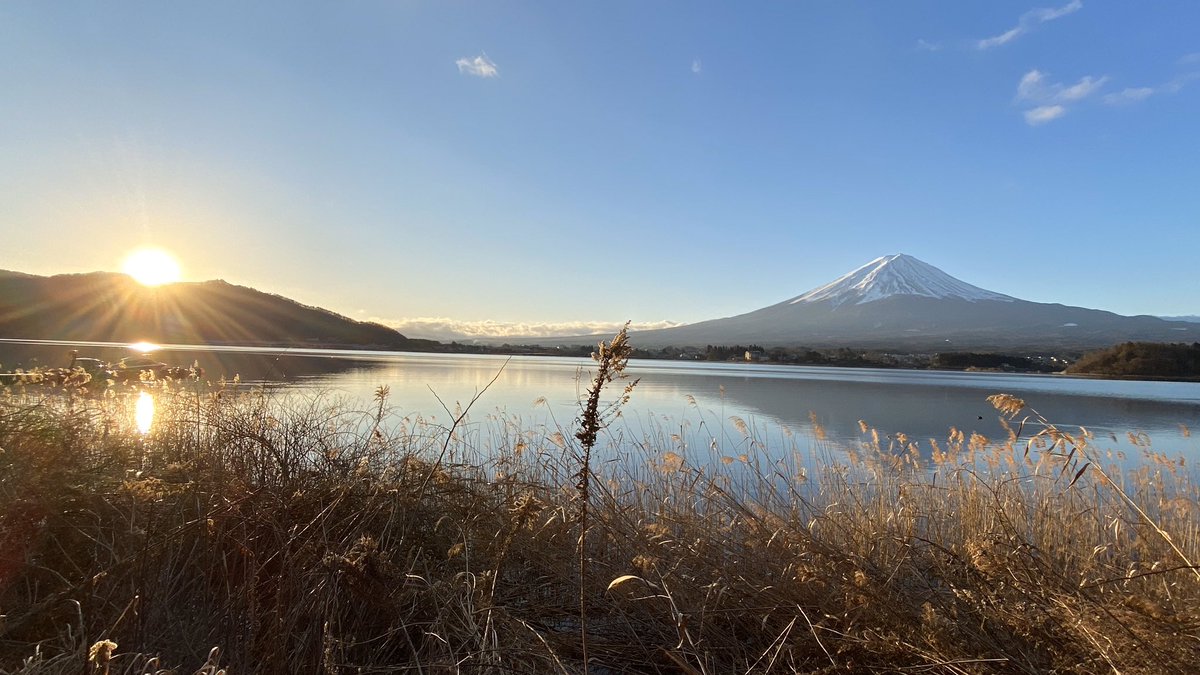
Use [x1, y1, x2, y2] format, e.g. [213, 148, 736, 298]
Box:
[0, 270, 410, 348]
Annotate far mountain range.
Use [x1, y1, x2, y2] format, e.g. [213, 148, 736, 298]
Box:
[489, 254, 1196, 351]
[1, 257, 1195, 354]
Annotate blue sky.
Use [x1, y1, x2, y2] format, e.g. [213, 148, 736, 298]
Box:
[2, 2, 1197, 339]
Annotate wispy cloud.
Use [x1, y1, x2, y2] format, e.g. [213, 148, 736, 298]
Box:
[1059, 75, 1107, 100]
[1024, 105, 1067, 125]
[1103, 59, 1200, 105]
[1016, 69, 1048, 99]
[979, 27, 1023, 50]
[691, 59, 703, 74]
[1103, 76, 1196, 105]
[1015, 68, 1107, 124]
[1104, 87, 1158, 105]
[1017, 69, 1108, 102]
[455, 54, 498, 78]
[978, 0, 1083, 50]
[915, 39, 942, 52]
[378, 317, 683, 342]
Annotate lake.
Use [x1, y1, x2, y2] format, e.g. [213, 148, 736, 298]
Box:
[4, 341, 1199, 464]
[251, 349, 1200, 464]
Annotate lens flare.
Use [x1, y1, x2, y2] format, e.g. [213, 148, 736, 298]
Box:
[135, 391, 155, 434]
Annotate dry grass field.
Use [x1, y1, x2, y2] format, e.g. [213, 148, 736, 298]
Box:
[2, 340, 1198, 673]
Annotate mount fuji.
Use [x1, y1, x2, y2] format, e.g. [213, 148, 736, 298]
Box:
[783, 254, 1014, 307]
[617, 254, 1196, 351]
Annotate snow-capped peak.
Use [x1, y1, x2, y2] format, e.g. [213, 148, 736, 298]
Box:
[788, 254, 1015, 307]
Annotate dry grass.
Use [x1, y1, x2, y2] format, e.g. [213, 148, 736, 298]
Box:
[1, 371, 1198, 673]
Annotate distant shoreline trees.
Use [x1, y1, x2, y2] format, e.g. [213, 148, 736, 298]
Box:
[1067, 342, 1200, 379]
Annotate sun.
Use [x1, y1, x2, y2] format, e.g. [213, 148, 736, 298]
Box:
[122, 247, 182, 286]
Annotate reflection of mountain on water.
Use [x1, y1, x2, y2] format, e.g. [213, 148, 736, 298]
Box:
[631, 366, 1200, 454]
[636, 375, 994, 448]
[0, 343, 362, 382]
[282, 357, 1198, 456]
[10, 345, 1193, 459]
[292, 355, 594, 414]
[184, 351, 364, 381]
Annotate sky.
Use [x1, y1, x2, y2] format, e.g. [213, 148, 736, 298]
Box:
[2, 2, 1198, 340]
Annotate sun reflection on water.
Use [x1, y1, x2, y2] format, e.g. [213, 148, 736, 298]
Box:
[135, 391, 155, 434]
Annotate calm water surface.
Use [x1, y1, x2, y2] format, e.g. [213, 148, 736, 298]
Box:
[278, 351, 1200, 461]
[6, 341, 1199, 462]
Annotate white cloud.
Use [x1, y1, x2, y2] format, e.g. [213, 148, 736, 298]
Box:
[691, 59, 703, 74]
[978, 27, 1022, 50]
[978, 0, 1083, 50]
[1024, 105, 1067, 125]
[1016, 69, 1048, 100]
[1104, 87, 1156, 105]
[915, 39, 942, 52]
[1015, 68, 1107, 124]
[379, 317, 684, 342]
[1101, 49, 1200, 107]
[455, 54, 498, 78]
[1058, 75, 1108, 101]
[1028, 0, 1084, 22]
[1165, 73, 1198, 92]
[1102, 72, 1198, 105]
[1016, 69, 1107, 103]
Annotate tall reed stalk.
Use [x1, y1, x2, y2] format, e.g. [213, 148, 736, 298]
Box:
[573, 324, 637, 673]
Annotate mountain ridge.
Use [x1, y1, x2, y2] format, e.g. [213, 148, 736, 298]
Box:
[5, 260, 1194, 354]
[491, 255, 1195, 351]
[0, 270, 412, 348]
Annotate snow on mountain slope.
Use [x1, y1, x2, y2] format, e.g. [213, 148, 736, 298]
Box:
[787, 254, 1015, 307]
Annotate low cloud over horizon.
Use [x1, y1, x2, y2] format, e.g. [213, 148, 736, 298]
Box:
[376, 317, 684, 342]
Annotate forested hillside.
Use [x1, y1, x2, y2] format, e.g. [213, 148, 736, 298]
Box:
[1066, 342, 1200, 378]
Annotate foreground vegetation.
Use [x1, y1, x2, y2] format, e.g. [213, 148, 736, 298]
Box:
[2, 352, 1199, 672]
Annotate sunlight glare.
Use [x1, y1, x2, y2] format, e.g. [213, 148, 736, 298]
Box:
[122, 247, 182, 286]
[129, 342, 161, 353]
[135, 391, 155, 435]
